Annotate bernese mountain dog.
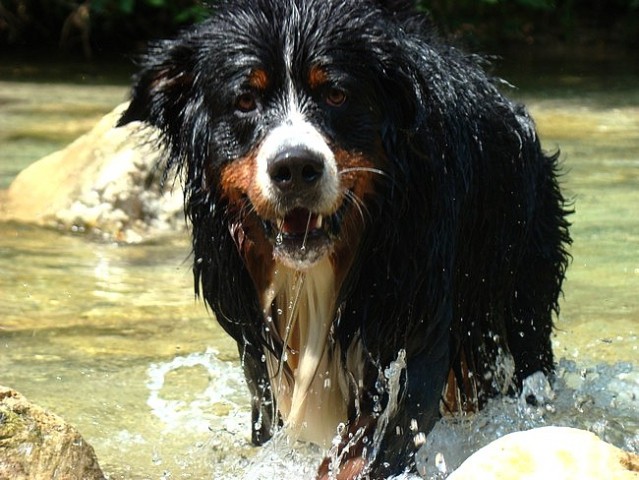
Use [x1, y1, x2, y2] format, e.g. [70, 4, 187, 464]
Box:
[119, 0, 571, 477]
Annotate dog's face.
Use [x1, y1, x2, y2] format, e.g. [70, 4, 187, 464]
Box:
[206, 5, 399, 273]
[122, 1, 416, 276]
[216, 59, 383, 271]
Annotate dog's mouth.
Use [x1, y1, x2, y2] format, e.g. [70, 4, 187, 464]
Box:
[262, 206, 345, 269]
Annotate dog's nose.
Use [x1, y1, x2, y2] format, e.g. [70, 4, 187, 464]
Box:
[268, 148, 325, 192]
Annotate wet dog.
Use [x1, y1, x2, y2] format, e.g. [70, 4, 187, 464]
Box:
[119, 0, 571, 477]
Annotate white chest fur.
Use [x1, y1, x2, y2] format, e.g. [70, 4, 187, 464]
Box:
[262, 257, 360, 447]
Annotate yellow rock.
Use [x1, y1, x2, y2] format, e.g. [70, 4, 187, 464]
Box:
[0, 104, 183, 242]
[0, 386, 106, 480]
[448, 426, 639, 479]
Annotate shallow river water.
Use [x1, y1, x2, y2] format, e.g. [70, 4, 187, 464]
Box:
[0, 54, 638, 479]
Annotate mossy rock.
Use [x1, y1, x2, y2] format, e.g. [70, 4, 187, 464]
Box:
[0, 386, 106, 480]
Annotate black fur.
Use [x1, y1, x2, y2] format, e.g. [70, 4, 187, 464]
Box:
[119, 0, 571, 477]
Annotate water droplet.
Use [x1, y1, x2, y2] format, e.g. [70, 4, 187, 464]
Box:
[413, 432, 426, 447]
[152, 451, 162, 465]
[435, 452, 447, 474]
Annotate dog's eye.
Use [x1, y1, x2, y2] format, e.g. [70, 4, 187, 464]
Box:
[236, 92, 257, 113]
[325, 87, 347, 108]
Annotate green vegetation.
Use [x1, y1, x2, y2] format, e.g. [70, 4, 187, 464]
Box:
[418, 0, 639, 49]
[0, 0, 208, 55]
[0, 0, 637, 56]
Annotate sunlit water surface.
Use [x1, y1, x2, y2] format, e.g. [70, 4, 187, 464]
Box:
[0, 56, 637, 479]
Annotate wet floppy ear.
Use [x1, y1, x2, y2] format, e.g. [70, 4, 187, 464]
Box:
[378, 68, 421, 154]
[118, 39, 197, 134]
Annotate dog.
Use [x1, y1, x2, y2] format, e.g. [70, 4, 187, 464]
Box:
[118, 0, 571, 477]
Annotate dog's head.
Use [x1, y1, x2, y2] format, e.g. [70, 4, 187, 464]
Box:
[120, 0, 421, 276]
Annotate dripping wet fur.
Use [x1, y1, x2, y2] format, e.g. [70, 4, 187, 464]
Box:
[118, 0, 572, 477]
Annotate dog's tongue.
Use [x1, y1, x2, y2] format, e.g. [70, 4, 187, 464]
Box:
[281, 208, 318, 235]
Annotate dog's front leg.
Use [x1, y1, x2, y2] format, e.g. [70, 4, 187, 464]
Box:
[316, 415, 372, 480]
[317, 344, 450, 479]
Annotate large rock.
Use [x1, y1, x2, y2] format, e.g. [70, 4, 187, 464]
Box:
[0, 386, 105, 480]
[0, 103, 184, 242]
[447, 426, 639, 479]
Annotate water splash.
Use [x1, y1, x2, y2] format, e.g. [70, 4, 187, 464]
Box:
[369, 349, 408, 468]
[144, 351, 637, 479]
[309, 349, 410, 479]
[415, 359, 639, 478]
[146, 348, 246, 433]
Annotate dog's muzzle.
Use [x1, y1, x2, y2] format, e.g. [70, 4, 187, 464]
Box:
[255, 121, 342, 269]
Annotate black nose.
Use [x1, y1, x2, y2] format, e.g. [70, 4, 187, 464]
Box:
[268, 148, 325, 192]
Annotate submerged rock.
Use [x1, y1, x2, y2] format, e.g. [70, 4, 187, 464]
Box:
[0, 386, 105, 480]
[0, 103, 184, 242]
[446, 426, 639, 479]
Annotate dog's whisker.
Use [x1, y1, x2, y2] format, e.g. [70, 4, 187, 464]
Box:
[239, 201, 255, 219]
[339, 167, 388, 178]
[340, 166, 397, 190]
[300, 210, 313, 252]
[344, 190, 370, 225]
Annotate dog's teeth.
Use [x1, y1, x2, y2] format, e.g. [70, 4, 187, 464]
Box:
[317, 215, 323, 228]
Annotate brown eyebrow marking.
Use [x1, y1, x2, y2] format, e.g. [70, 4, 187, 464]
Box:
[308, 65, 329, 89]
[248, 68, 270, 90]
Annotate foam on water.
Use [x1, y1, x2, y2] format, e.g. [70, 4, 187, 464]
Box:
[416, 359, 639, 478]
[143, 350, 638, 479]
[146, 348, 248, 433]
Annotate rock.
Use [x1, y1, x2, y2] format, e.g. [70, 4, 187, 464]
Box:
[0, 103, 184, 242]
[0, 386, 106, 480]
[447, 426, 639, 479]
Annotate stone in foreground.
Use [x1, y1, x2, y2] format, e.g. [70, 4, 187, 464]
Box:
[448, 426, 639, 480]
[0, 386, 105, 480]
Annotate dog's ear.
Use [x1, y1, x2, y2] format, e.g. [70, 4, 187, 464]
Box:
[378, 65, 421, 151]
[118, 39, 197, 132]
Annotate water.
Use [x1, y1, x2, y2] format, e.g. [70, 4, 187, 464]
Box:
[0, 56, 638, 479]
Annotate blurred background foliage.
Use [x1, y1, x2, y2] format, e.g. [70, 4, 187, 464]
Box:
[0, 0, 637, 58]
